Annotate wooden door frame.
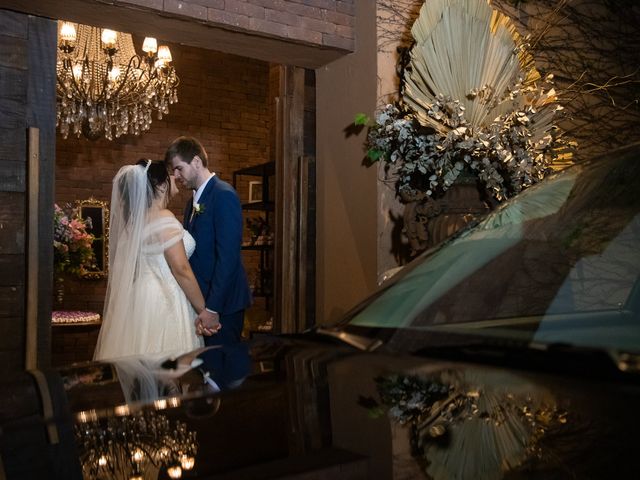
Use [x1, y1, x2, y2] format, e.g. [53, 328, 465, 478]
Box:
[273, 65, 312, 334]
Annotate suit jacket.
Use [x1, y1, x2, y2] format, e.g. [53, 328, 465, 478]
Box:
[184, 175, 252, 315]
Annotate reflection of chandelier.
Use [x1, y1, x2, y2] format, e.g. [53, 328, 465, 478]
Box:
[56, 21, 179, 140]
[75, 405, 197, 480]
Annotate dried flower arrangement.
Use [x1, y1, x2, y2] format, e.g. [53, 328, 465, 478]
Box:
[358, 0, 574, 205]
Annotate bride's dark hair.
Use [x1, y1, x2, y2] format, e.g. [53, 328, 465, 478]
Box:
[136, 159, 169, 201]
[134, 158, 171, 209]
[117, 160, 170, 223]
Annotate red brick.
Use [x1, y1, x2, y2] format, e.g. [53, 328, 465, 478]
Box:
[322, 32, 353, 50]
[247, 0, 286, 8]
[265, 8, 299, 26]
[116, 0, 164, 9]
[336, 0, 354, 15]
[225, 0, 266, 18]
[207, 9, 251, 29]
[281, 2, 323, 19]
[182, 0, 224, 7]
[287, 25, 323, 44]
[324, 9, 353, 26]
[249, 17, 289, 38]
[299, 15, 337, 34]
[335, 24, 353, 39]
[163, 0, 208, 20]
[301, 0, 336, 10]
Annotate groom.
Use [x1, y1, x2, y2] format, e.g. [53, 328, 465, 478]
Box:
[165, 136, 252, 389]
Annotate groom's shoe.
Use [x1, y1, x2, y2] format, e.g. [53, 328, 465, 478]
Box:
[199, 369, 221, 394]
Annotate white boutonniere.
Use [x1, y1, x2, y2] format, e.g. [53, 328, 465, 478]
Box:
[193, 203, 205, 216]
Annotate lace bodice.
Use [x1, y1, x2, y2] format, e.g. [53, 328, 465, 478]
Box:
[183, 229, 195, 258]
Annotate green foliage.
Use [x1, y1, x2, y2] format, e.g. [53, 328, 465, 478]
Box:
[354, 112, 371, 126]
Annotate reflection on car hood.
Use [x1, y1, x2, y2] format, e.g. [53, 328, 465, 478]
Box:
[14, 336, 637, 480]
[338, 144, 640, 356]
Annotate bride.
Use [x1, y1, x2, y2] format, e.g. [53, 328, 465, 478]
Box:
[94, 159, 205, 361]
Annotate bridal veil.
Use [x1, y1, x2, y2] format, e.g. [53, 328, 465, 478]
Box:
[94, 162, 152, 361]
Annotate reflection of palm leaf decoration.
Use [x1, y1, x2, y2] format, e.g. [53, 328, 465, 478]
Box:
[403, 0, 556, 136]
[375, 369, 567, 480]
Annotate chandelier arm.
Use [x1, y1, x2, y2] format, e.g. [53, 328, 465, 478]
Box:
[109, 54, 147, 101]
[73, 59, 92, 103]
[57, 60, 91, 105]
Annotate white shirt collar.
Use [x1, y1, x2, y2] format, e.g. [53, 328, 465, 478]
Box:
[193, 172, 215, 204]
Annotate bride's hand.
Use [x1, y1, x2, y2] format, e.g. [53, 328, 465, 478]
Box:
[195, 309, 222, 336]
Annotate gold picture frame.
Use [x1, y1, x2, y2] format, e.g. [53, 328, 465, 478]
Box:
[76, 197, 109, 279]
[248, 180, 263, 203]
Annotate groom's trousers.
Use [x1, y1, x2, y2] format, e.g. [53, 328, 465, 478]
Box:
[199, 310, 250, 390]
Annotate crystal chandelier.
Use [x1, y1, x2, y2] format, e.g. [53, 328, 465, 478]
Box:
[75, 407, 197, 479]
[56, 21, 179, 140]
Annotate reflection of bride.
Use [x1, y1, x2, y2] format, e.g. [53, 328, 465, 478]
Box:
[94, 159, 204, 361]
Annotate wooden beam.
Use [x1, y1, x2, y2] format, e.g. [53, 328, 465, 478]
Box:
[25, 127, 38, 369]
[274, 66, 305, 333]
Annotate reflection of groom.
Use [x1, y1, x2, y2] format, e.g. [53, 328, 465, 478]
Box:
[165, 136, 252, 389]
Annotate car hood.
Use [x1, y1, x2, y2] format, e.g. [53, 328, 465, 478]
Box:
[6, 335, 636, 480]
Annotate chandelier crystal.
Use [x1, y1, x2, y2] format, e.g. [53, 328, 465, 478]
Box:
[56, 21, 179, 140]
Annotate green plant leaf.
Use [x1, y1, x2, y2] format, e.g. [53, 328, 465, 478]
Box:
[354, 113, 370, 126]
[366, 148, 383, 162]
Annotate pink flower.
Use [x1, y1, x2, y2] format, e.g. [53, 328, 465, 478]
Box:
[53, 203, 96, 276]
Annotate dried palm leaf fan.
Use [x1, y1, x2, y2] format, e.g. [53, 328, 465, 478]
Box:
[375, 369, 568, 480]
[403, 0, 556, 140]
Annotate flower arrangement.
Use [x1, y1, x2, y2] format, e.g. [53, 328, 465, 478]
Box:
[54, 203, 96, 277]
[357, 0, 574, 205]
[360, 86, 571, 203]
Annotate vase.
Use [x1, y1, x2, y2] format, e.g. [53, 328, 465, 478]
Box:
[403, 178, 492, 257]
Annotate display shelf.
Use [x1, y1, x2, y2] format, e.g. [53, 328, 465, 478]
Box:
[242, 200, 275, 211]
[234, 161, 275, 314]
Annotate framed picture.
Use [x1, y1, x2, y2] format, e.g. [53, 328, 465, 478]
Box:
[248, 181, 263, 203]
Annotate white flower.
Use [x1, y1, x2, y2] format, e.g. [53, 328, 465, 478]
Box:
[193, 203, 205, 215]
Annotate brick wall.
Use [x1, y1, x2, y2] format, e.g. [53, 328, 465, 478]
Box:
[120, 0, 355, 51]
[53, 41, 271, 364]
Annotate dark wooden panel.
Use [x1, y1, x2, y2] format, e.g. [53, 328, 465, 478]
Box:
[0, 9, 28, 39]
[0, 285, 24, 318]
[0, 192, 25, 254]
[0, 255, 25, 286]
[0, 127, 27, 164]
[0, 161, 26, 192]
[0, 222, 25, 255]
[0, 65, 27, 102]
[0, 33, 27, 69]
[0, 98, 27, 129]
[0, 316, 25, 350]
[0, 349, 23, 375]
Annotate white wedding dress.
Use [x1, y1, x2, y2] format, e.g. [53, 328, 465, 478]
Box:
[94, 216, 204, 361]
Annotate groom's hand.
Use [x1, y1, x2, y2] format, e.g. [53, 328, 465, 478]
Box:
[195, 309, 222, 336]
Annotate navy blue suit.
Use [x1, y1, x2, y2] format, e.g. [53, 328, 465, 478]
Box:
[184, 175, 252, 387]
